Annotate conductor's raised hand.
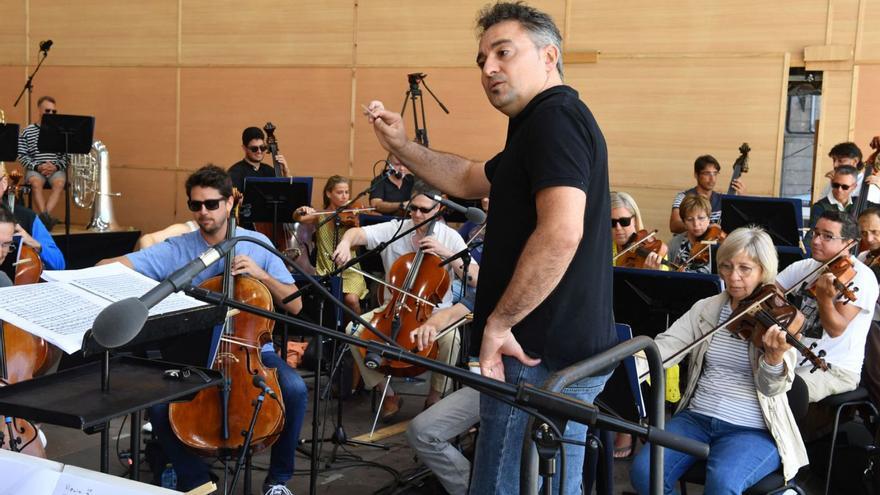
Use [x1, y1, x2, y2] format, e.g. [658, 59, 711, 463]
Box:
[363, 100, 408, 153]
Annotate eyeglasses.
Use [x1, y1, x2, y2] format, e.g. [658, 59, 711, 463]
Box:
[831, 182, 854, 191]
[699, 171, 719, 177]
[717, 262, 755, 278]
[811, 230, 847, 242]
[611, 216, 634, 228]
[43, 109, 57, 114]
[186, 198, 226, 212]
[407, 204, 436, 214]
[247, 145, 268, 153]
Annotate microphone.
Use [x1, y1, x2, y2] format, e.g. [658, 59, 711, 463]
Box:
[252, 375, 277, 399]
[430, 195, 487, 224]
[384, 159, 403, 179]
[39, 40, 53, 52]
[438, 241, 482, 268]
[89, 238, 237, 349]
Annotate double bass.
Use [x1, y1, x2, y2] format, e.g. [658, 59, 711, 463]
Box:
[360, 217, 450, 376]
[169, 190, 285, 456]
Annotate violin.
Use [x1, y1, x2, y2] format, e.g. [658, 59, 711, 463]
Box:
[313, 206, 375, 229]
[727, 284, 829, 372]
[168, 189, 285, 456]
[359, 217, 450, 377]
[806, 254, 858, 303]
[615, 230, 679, 270]
[680, 224, 727, 270]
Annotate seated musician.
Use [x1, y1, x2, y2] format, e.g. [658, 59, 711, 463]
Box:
[228, 126, 289, 192]
[809, 165, 858, 229]
[406, 292, 477, 495]
[858, 207, 880, 308]
[667, 194, 714, 274]
[0, 205, 16, 286]
[0, 164, 65, 270]
[332, 180, 479, 419]
[451, 196, 487, 303]
[98, 165, 306, 494]
[819, 141, 880, 205]
[610, 191, 667, 270]
[292, 175, 369, 316]
[669, 154, 744, 234]
[17, 95, 66, 229]
[777, 210, 879, 403]
[630, 226, 808, 493]
[369, 155, 414, 217]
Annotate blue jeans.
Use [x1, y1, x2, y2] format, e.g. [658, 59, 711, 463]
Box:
[468, 355, 611, 495]
[150, 350, 308, 490]
[630, 410, 780, 495]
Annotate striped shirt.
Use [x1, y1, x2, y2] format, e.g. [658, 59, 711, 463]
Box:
[17, 123, 67, 171]
[689, 303, 770, 429]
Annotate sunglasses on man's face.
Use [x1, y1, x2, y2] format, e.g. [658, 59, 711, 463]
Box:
[407, 204, 436, 214]
[611, 216, 634, 228]
[43, 109, 57, 114]
[247, 145, 268, 153]
[187, 198, 226, 212]
[831, 182, 853, 191]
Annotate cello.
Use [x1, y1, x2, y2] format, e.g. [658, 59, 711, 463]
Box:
[360, 217, 450, 377]
[168, 190, 285, 456]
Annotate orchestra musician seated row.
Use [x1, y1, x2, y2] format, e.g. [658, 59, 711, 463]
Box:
[99, 165, 306, 494]
[332, 180, 479, 420]
[631, 226, 807, 493]
[809, 165, 859, 229]
[669, 154, 745, 234]
[668, 194, 717, 274]
[0, 163, 65, 270]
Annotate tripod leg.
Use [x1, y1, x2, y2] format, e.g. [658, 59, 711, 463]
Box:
[369, 375, 392, 439]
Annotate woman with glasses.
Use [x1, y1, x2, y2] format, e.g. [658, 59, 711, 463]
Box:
[610, 191, 667, 271]
[332, 180, 478, 419]
[630, 226, 808, 494]
[808, 165, 859, 230]
[667, 194, 715, 274]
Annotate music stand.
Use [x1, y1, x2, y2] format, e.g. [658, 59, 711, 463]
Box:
[37, 114, 95, 259]
[241, 176, 311, 233]
[720, 194, 803, 247]
[0, 123, 19, 161]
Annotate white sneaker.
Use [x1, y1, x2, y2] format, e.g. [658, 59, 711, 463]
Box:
[263, 485, 293, 495]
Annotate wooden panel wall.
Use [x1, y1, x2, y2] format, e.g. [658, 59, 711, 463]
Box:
[0, 0, 877, 240]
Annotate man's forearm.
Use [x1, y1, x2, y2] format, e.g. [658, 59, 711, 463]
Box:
[395, 142, 489, 199]
[818, 299, 848, 337]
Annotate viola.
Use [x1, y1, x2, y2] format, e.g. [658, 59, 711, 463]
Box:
[727, 284, 829, 372]
[168, 189, 285, 456]
[360, 218, 450, 377]
[615, 230, 679, 270]
[806, 254, 858, 303]
[679, 224, 727, 271]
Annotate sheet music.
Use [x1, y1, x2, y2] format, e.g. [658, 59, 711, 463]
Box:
[0, 282, 109, 354]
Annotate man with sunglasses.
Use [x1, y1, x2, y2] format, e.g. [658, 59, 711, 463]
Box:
[228, 126, 289, 193]
[0, 163, 65, 270]
[17, 95, 66, 229]
[777, 210, 878, 406]
[808, 165, 859, 230]
[332, 180, 479, 420]
[99, 165, 307, 494]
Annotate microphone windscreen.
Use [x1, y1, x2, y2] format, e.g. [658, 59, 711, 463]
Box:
[92, 297, 149, 349]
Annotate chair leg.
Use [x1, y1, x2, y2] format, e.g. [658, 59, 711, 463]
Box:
[825, 402, 851, 495]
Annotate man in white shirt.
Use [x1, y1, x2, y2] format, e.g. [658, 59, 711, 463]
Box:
[333, 180, 479, 420]
[777, 209, 879, 402]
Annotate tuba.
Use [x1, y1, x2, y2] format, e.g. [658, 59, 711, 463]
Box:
[68, 141, 119, 231]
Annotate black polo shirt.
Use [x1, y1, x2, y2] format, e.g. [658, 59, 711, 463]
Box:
[472, 85, 616, 370]
[370, 174, 414, 204]
[228, 160, 276, 192]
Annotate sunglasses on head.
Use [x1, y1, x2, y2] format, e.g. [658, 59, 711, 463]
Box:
[831, 182, 853, 191]
[187, 198, 225, 212]
[247, 145, 268, 153]
[611, 215, 634, 228]
[407, 204, 436, 214]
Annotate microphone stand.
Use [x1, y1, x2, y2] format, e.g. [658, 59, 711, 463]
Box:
[180, 237, 709, 495]
[14, 47, 50, 125]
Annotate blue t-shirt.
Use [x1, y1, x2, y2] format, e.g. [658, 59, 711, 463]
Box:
[127, 227, 293, 286]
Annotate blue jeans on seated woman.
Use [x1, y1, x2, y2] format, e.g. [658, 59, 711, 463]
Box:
[629, 409, 780, 495]
[149, 350, 308, 490]
[468, 355, 611, 495]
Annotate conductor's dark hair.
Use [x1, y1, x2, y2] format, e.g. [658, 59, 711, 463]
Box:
[185, 164, 234, 199]
[819, 209, 859, 240]
[694, 155, 721, 174]
[241, 127, 265, 146]
[476, 2, 564, 77]
[828, 142, 863, 163]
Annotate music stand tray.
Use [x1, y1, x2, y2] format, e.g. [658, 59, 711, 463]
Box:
[0, 123, 20, 161]
[37, 114, 95, 155]
[241, 177, 312, 225]
[720, 194, 803, 247]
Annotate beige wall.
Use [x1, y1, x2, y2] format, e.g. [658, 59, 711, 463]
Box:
[0, 0, 877, 240]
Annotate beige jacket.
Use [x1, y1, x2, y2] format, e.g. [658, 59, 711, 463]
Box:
[654, 292, 809, 481]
